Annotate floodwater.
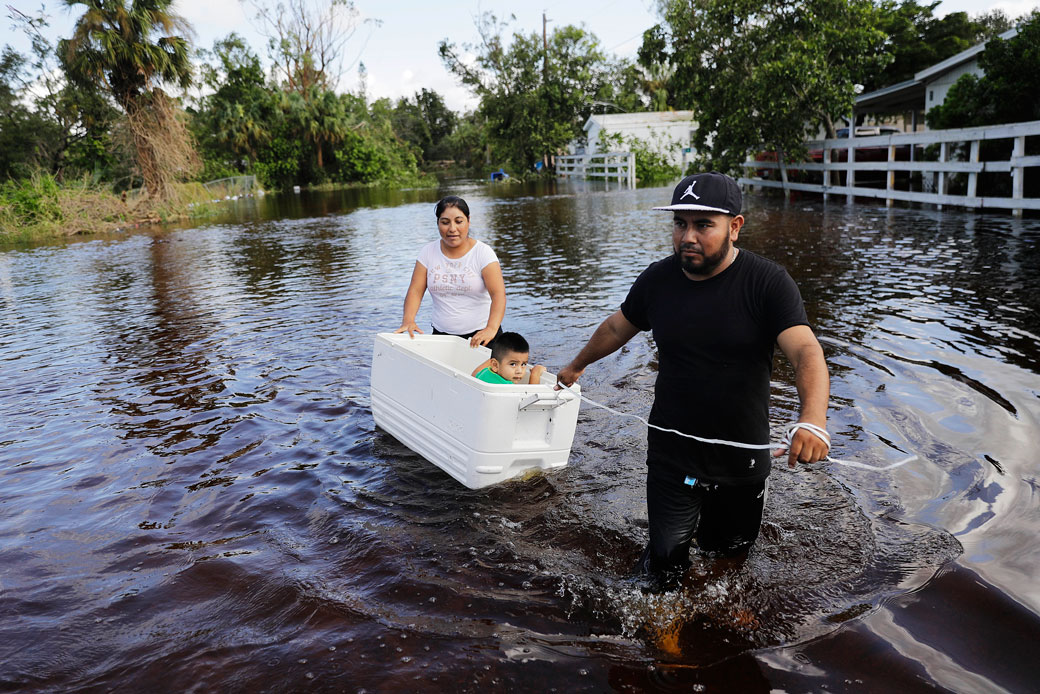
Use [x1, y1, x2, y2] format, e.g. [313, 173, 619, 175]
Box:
[2, 180, 1039, 692]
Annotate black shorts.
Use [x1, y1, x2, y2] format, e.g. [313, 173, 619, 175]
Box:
[432, 325, 502, 349]
[639, 464, 767, 578]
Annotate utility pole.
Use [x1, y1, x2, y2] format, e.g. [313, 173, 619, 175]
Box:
[542, 11, 551, 172]
[542, 12, 549, 79]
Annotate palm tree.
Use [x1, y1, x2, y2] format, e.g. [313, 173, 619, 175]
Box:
[59, 0, 195, 199]
[302, 86, 349, 171]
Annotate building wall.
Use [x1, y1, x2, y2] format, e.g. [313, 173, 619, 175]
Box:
[925, 58, 981, 114]
[581, 112, 697, 166]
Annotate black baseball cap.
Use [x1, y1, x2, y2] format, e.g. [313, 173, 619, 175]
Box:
[652, 171, 742, 215]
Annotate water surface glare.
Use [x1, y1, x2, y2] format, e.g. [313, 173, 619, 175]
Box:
[2, 181, 1040, 692]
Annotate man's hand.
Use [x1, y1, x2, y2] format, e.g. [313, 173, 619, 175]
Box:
[555, 364, 584, 389]
[773, 424, 830, 468]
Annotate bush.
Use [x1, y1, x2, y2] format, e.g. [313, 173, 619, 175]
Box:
[0, 173, 63, 225]
[254, 136, 303, 191]
[595, 131, 682, 185]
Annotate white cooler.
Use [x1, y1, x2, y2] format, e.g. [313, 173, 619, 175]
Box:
[370, 333, 580, 489]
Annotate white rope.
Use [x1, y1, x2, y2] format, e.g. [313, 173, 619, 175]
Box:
[554, 384, 917, 472]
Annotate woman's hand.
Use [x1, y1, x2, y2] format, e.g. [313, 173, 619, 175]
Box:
[394, 322, 423, 339]
[469, 326, 497, 348]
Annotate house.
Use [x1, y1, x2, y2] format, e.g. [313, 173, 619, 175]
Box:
[852, 26, 1019, 132]
[576, 111, 697, 166]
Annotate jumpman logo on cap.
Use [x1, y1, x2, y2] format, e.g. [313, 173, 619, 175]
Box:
[679, 182, 700, 200]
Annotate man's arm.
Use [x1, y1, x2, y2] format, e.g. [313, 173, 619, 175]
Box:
[775, 324, 830, 467]
[556, 310, 640, 387]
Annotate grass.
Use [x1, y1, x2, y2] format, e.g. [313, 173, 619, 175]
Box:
[0, 174, 217, 244]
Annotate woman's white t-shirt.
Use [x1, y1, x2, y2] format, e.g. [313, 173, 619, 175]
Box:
[417, 239, 499, 334]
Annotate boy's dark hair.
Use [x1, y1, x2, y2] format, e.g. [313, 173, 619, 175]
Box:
[491, 332, 529, 361]
[435, 195, 470, 219]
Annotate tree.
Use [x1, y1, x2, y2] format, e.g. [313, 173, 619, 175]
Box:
[415, 89, 458, 161]
[1, 6, 119, 181]
[442, 112, 487, 170]
[642, 0, 890, 174]
[927, 12, 1040, 129]
[440, 13, 632, 173]
[60, 0, 198, 199]
[392, 89, 461, 164]
[331, 95, 423, 185]
[296, 85, 350, 171]
[865, 1, 1021, 93]
[191, 34, 275, 177]
[0, 48, 37, 180]
[243, 0, 372, 94]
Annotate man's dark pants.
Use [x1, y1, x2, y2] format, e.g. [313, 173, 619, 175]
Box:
[638, 464, 767, 582]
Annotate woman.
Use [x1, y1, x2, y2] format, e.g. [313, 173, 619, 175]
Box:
[395, 196, 505, 348]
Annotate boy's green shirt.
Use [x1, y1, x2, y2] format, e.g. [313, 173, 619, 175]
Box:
[475, 367, 512, 384]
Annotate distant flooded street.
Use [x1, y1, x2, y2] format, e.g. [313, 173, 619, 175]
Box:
[2, 180, 1039, 692]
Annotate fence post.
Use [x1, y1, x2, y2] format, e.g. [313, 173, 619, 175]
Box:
[628, 152, 635, 188]
[886, 144, 895, 207]
[1012, 135, 1025, 217]
[937, 141, 948, 210]
[846, 134, 856, 203]
[967, 139, 980, 209]
[822, 146, 831, 201]
[777, 147, 790, 201]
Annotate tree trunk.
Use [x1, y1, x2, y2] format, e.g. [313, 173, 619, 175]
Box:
[124, 90, 200, 202]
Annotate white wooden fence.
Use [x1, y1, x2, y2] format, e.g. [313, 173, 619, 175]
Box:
[556, 151, 636, 188]
[741, 120, 1040, 216]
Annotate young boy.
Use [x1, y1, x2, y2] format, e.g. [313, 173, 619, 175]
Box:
[471, 331, 546, 385]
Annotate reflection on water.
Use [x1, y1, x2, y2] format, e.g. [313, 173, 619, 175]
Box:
[2, 181, 1039, 691]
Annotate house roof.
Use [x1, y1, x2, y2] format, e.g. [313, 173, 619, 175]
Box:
[854, 26, 1019, 114]
[855, 78, 924, 112]
[914, 26, 1017, 82]
[582, 110, 695, 132]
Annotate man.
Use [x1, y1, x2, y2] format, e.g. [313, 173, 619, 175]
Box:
[556, 171, 830, 587]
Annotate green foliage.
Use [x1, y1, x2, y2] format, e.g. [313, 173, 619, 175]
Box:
[0, 48, 38, 180]
[1, 7, 121, 182]
[642, 0, 890, 175]
[0, 174, 63, 225]
[60, 0, 198, 200]
[442, 113, 488, 171]
[440, 14, 646, 174]
[196, 158, 240, 184]
[392, 89, 459, 164]
[191, 34, 274, 173]
[596, 131, 681, 184]
[927, 13, 1040, 129]
[254, 132, 305, 190]
[59, 0, 193, 109]
[330, 97, 424, 185]
[865, 1, 1020, 93]
[334, 129, 393, 182]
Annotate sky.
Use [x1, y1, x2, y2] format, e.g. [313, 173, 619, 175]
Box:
[4, 0, 1039, 112]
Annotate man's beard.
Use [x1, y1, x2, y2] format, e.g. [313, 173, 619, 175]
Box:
[677, 237, 731, 276]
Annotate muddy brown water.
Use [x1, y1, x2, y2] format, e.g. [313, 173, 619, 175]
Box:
[2, 180, 1039, 692]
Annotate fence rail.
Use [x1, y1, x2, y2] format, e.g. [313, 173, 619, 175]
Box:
[203, 175, 261, 200]
[740, 120, 1040, 215]
[557, 151, 635, 188]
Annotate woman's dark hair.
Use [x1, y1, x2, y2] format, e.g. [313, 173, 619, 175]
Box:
[491, 332, 529, 360]
[435, 195, 470, 219]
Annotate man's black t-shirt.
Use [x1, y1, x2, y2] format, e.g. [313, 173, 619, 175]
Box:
[620, 250, 809, 484]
